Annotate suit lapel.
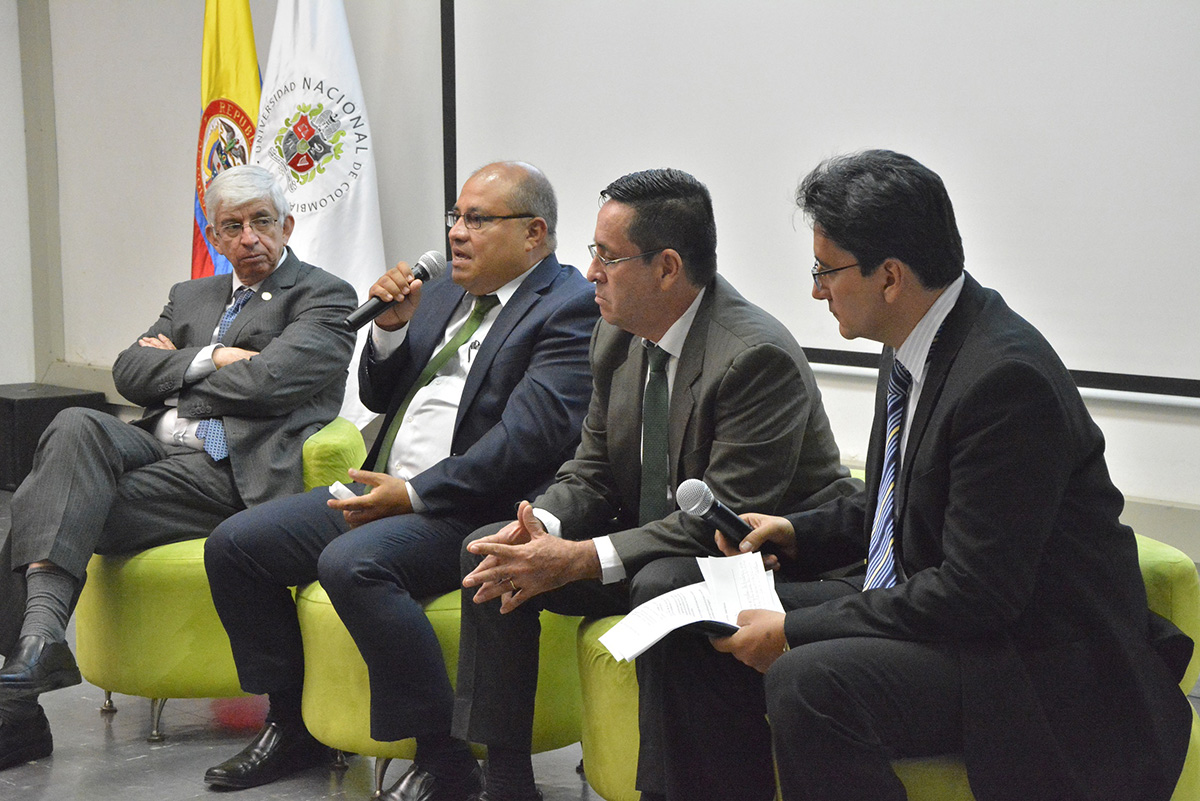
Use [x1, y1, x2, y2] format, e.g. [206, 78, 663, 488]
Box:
[895, 273, 986, 512]
[221, 249, 301, 344]
[614, 336, 646, 510]
[455, 256, 559, 430]
[667, 287, 713, 482]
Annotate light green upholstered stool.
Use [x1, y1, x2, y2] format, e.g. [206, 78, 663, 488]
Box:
[296, 583, 584, 797]
[575, 533, 1200, 801]
[74, 416, 365, 740]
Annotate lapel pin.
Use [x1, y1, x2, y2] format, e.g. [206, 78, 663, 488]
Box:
[261, 292, 272, 301]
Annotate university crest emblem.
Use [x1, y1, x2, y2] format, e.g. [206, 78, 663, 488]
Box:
[272, 103, 345, 184]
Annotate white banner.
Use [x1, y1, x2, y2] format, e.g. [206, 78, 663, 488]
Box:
[252, 0, 386, 428]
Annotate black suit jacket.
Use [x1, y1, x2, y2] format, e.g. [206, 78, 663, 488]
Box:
[782, 274, 1191, 801]
[359, 254, 598, 524]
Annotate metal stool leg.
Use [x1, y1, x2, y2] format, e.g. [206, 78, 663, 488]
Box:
[99, 691, 117, 714]
[147, 698, 168, 742]
[373, 756, 394, 798]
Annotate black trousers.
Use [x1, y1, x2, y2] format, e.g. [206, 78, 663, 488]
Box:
[452, 523, 629, 753]
[204, 485, 474, 741]
[635, 557, 964, 801]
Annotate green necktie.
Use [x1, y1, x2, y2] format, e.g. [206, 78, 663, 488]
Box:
[372, 294, 500, 472]
[639, 343, 672, 525]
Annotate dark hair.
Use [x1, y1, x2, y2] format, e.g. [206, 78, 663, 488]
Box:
[600, 168, 717, 286]
[796, 150, 964, 289]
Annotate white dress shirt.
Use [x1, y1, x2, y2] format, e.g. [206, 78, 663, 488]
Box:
[154, 268, 270, 450]
[371, 262, 538, 511]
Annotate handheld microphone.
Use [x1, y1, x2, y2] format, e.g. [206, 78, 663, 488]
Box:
[676, 478, 754, 543]
[343, 250, 447, 331]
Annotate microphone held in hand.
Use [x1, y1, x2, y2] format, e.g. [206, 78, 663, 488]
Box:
[343, 250, 447, 331]
[676, 478, 754, 543]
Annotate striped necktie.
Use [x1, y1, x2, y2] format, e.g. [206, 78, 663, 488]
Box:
[372, 294, 500, 473]
[639, 343, 672, 525]
[196, 286, 254, 461]
[864, 357, 912, 590]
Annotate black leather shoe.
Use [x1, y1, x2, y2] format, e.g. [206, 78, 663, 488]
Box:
[0, 706, 52, 770]
[0, 636, 81, 698]
[203, 722, 329, 789]
[381, 762, 483, 801]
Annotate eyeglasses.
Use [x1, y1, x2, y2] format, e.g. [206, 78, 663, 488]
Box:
[811, 259, 861, 290]
[588, 243, 666, 268]
[446, 211, 535, 230]
[216, 217, 278, 241]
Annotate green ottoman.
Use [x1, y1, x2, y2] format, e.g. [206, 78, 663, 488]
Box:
[575, 533, 1200, 801]
[296, 584, 584, 796]
[74, 416, 365, 739]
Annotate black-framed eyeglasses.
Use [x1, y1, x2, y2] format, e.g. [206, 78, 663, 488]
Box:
[811, 259, 861, 290]
[588, 243, 666, 268]
[446, 211, 535, 230]
[217, 217, 278, 241]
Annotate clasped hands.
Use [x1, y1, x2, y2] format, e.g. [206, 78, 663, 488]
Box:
[461, 501, 600, 613]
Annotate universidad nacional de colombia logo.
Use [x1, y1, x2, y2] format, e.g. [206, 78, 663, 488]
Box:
[253, 76, 372, 216]
[195, 98, 255, 215]
[271, 103, 345, 184]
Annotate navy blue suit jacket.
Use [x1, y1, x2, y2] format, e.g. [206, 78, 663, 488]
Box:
[359, 254, 598, 524]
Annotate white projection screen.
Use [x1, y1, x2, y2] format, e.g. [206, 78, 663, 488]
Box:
[451, 0, 1200, 391]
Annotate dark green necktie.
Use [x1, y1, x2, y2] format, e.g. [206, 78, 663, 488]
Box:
[639, 343, 672, 525]
[372, 294, 499, 472]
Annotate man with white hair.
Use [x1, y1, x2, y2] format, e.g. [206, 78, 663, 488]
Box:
[0, 164, 357, 768]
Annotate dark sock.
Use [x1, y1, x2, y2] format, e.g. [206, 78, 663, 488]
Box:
[265, 687, 304, 731]
[414, 731, 476, 779]
[20, 565, 76, 644]
[484, 746, 537, 800]
[639, 793, 667, 801]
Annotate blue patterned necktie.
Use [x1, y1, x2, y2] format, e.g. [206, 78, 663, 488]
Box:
[639, 343, 672, 525]
[864, 357, 913, 590]
[197, 286, 254, 461]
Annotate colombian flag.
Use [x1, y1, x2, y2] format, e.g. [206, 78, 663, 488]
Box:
[192, 0, 260, 279]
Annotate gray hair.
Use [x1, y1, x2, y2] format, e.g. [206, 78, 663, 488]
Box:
[499, 162, 558, 251]
[205, 164, 290, 223]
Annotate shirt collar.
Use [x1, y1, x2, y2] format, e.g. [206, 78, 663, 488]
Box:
[895, 273, 965, 383]
[644, 286, 706, 360]
[482, 256, 541, 310]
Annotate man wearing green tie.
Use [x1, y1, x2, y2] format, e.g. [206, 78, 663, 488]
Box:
[202, 161, 599, 796]
[453, 168, 857, 801]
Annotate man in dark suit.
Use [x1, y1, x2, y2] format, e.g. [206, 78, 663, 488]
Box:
[0, 164, 357, 769]
[202, 161, 598, 797]
[454, 168, 858, 801]
[712, 150, 1193, 801]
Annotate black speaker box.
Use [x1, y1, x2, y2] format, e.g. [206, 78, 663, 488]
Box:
[0, 383, 108, 491]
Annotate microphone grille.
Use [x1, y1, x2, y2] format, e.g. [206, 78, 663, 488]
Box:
[676, 478, 714, 516]
[415, 250, 448, 281]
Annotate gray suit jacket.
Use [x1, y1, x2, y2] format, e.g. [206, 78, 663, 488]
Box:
[536, 274, 858, 576]
[112, 249, 357, 506]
